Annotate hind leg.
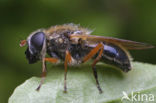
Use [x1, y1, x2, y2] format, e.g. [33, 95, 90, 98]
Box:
[82, 43, 104, 93]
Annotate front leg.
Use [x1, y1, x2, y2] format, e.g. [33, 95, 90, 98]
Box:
[36, 57, 59, 91]
[36, 59, 47, 91]
[64, 50, 72, 93]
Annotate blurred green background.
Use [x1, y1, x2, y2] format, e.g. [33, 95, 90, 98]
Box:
[0, 0, 156, 102]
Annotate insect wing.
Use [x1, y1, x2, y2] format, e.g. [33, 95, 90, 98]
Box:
[70, 35, 154, 50]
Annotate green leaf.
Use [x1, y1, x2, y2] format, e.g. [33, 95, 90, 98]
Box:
[9, 62, 156, 103]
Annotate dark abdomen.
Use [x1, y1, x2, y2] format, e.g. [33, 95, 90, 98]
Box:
[101, 43, 131, 72]
[69, 43, 131, 72]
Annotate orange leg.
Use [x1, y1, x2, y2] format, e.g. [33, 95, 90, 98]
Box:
[82, 43, 103, 63]
[82, 43, 104, 93]
[36, 59, 47, 91]
[64, 50, 72, 93]
[36, 57, 59, 91]
[44, 58, 59, 63]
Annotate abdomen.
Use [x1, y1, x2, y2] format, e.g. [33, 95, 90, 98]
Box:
[101, 43, 131, 72]
[69, 43, 132, 72]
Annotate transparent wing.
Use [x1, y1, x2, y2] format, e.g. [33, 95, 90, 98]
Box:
[70, 35, 154, 50]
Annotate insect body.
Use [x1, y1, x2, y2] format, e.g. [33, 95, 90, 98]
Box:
[20, 24, 154, 93]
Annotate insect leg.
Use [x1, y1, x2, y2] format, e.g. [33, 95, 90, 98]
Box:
[36, 58, 59, 91]
[36, 59, 47, 91]
[82, 43, 104, 93]
[64, 50, 72, 93]
[82, 43, 103, 63]
[92, 44, 104, 93]
[44, 58, 59, 63]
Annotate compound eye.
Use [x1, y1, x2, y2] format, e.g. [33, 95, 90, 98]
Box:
[30, 32, 45, 52]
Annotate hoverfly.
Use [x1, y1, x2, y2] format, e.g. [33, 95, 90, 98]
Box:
[20, 23, 154, 93]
